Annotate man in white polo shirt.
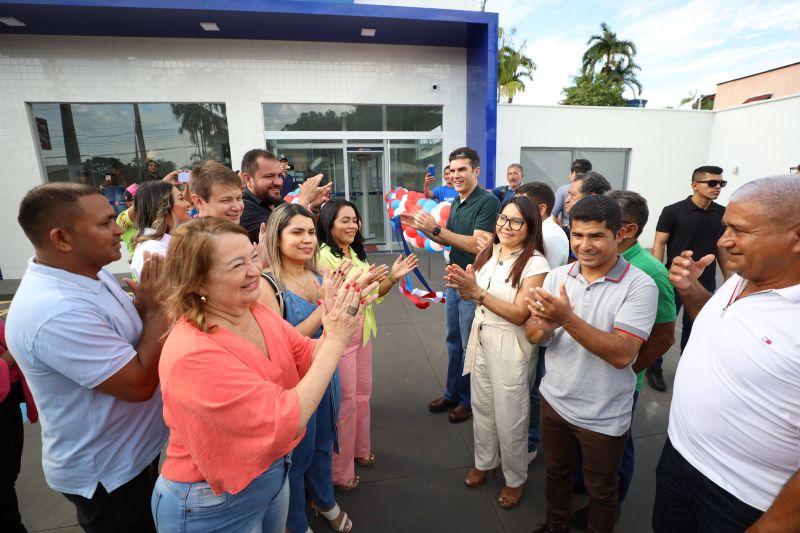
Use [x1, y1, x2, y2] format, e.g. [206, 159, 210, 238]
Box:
[525, 195, 658, 533]
[653, 174, 800, 532]
[7, 183, 168, 532]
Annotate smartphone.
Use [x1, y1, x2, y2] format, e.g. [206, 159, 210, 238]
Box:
[104, 174, 112, 182]
[178, 170, 191, 183]
[426, 164, 436, 178]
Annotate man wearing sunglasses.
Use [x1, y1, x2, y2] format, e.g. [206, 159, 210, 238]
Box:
[648, 165, 730, 392]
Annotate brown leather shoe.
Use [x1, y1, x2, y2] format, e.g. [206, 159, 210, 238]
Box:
[448, 405, 472, 423]
[428, 396, 458, 413]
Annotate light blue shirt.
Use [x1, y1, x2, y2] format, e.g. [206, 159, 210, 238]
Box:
[432, 185, 458, 203]
[552, 183, 570, 225]
[6, 258, 167, 498]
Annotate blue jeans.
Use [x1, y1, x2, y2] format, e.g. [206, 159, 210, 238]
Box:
[653, 438, 762, 532]
[444, 287, 475, 408]
[528, 346, 547, 452]
[572, 390, 639, 506]
[151, 456, 290, 533]
[287, 384, 337, 533]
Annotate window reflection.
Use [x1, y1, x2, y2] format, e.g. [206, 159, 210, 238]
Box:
[31, 102, 231, 186]
[390, 139, 443, 192]
[263, 104, 442, 132]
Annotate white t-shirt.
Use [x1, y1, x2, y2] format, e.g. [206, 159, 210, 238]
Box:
[541, 217, 570, 269]
[668, 274, 800, 511]
[131, 230, 171, 281]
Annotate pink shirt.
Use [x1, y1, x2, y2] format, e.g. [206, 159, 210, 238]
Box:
[159, 303, 316, 494]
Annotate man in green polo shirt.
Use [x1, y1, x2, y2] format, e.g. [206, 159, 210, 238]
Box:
[400, 146, 501, 423]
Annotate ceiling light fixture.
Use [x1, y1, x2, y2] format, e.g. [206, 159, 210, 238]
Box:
[361, 28, 376, 37]
[0, 17, 26, 27]
[199, 21, 220, 32]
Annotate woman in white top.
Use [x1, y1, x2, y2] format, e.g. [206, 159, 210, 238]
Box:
[131, 181, 192, 280]
[446, 196, 550, 510]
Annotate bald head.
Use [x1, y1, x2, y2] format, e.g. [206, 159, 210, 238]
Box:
[730, 175, 800, 227]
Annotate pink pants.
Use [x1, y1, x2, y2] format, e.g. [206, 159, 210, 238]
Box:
[332, 329, 373, 485]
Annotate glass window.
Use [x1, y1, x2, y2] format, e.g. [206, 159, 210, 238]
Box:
[386, 106, 442, 132]
[263, 104, 442, 132]
[31, 102, 230, 187]
[389, 139, 443, 192]
[272, 140, 346, 197]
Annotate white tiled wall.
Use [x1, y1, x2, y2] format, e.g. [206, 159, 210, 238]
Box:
[0, 34, 467, 278]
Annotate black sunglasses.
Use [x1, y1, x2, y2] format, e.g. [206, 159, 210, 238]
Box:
[696, 179, 727, 188]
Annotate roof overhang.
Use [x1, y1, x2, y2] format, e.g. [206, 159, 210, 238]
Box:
[0, 0, 494, 47]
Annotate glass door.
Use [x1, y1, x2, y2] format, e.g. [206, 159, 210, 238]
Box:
[347, 146, 384, 244]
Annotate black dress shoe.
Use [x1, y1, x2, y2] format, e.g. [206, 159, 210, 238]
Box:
[428, 396, 458, 413]
[646, 367, 667, 392]
[448, 405, 472, 423]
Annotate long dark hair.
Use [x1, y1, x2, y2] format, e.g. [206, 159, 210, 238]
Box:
[472, 196, 545, 289]
[133, 181, 176, 248]
[316, 199, 367, 262]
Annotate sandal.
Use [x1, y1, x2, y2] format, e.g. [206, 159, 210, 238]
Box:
[355, 452, 375, 467]
[311, 501, 353, 532]
[464, 468, 489, 488]
[333, 476, 360, 492]
[498, 485, 524, 510]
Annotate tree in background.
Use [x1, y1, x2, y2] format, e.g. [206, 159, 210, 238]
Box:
[679, 90, 715, 110]
[562, 22, 642, 106]
[481, 1, 536, 104]
[497, 27, 536, 103]
[561, 72, 626, 107]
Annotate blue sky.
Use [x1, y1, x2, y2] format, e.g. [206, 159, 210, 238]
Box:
[485, 0, 800, 107]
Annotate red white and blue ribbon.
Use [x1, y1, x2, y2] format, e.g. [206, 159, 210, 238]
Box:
[390, 215, 445, 308]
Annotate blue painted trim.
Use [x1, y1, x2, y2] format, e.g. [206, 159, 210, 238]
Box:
[465, 14, 498, 189]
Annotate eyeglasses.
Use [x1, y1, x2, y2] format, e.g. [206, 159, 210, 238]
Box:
[696, 179, 727, 188]
[496, 213, 525, 230]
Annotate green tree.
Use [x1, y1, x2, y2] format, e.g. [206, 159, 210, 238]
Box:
[170, 103, 229, 163]
[582, 22, 642, 97]
[679, 90, 714, 110]
[497, 27, 536, 103]
[561, 72, 626, 107]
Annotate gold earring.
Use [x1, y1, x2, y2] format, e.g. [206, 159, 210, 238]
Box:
[200, 295, 207, 303]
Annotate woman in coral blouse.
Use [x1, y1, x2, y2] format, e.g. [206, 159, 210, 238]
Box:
[152, 217, 371, 533]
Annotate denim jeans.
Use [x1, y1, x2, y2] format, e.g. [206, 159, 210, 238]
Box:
[528, 346, 547, 452]
[151, 456, 290, 533]
[287, 384, 337, 533]
[444, 287, 475, 408]
[653, 438, 762, 532]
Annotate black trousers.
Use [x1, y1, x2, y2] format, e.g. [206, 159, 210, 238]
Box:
[63, 456, 160, 533]
[0, 381, 27, 533]
[653, 438, 763, 533]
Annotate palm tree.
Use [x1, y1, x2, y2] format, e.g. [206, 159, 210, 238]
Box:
[497, 28, 536, 103]
[582, 22, 641, 96]
[170, 103, 228, 162]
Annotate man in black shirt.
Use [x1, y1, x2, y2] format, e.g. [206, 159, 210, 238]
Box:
[649, 165, 730, 391]
[239, 149, 329, 243]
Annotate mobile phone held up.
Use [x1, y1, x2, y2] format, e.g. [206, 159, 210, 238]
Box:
[427, 164, 435, 178]
[177, 170, 191, 183]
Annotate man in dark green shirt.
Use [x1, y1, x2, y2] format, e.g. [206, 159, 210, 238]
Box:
[401, 147, 501, 423]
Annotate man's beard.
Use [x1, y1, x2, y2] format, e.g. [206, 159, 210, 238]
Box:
[263, 193, 283, 207]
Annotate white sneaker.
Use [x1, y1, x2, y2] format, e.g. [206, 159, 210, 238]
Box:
[527, 449, 538, 464]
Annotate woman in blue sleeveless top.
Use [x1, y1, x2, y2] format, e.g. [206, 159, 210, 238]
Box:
[258, 203, 352, 533]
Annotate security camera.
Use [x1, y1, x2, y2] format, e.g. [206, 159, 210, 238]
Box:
[432, 84, 439, 91]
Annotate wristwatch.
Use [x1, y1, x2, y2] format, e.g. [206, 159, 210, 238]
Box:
[432, 225, 442, 237]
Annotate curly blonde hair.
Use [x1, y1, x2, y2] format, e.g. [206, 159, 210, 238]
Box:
[164, 217, 249, 333]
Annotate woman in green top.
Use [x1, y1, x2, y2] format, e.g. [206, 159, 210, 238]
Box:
[316, 199, 417, 491]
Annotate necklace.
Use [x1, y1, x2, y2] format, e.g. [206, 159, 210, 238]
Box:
[283, 272, 316, 303]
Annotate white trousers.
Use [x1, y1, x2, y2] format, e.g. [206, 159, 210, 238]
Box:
[469, 323, 536, 488]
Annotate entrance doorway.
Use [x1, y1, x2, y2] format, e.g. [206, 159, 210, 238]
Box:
[347, 147, 384, 244]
